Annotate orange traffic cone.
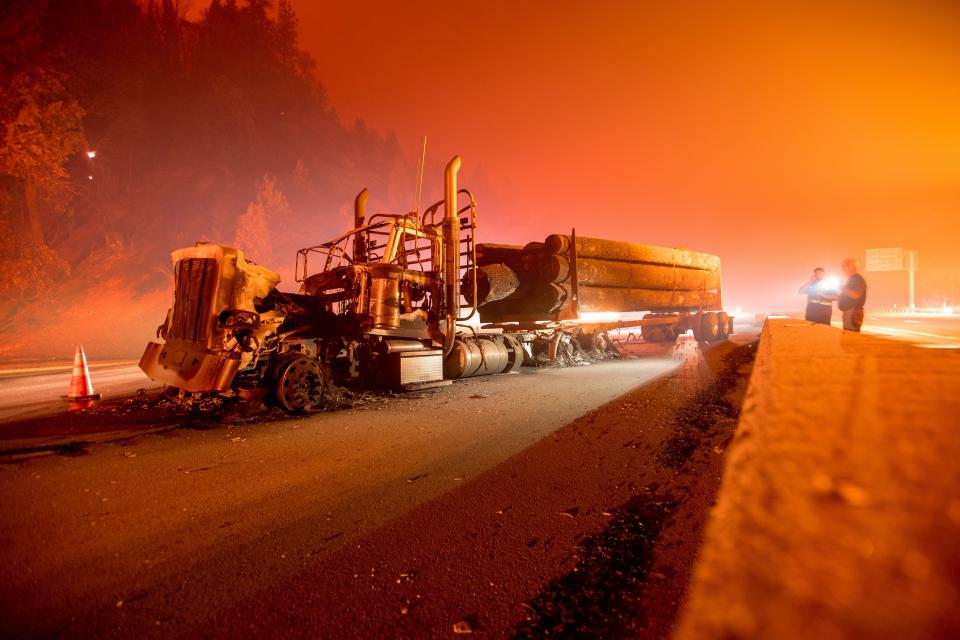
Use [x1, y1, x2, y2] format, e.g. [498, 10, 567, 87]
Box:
[62, 345, 101, 401]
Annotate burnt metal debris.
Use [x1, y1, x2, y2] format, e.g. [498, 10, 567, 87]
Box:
[139, 156, 735, 412]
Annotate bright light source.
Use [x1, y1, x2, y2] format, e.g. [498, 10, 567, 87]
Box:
[819, 276, 840, 291]
[86, 150, 97, 159]
[88, 175, 93, 180]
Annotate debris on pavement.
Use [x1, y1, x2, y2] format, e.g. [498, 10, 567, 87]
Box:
[512, 489, 677, 639]
[453, 616, 476, 634]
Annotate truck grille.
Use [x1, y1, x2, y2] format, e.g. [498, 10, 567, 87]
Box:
[169, 258, 218, 343]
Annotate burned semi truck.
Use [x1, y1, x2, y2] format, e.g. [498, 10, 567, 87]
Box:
[139, 156, 732, 412]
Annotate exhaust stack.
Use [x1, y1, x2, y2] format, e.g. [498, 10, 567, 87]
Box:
[354, 188, 368, 262]
[443, 156, 462, 356]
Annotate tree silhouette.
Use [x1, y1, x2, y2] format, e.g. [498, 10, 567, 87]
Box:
[235, 175, 288, 266]
[0, 0, 404, 358]
[0, 63, 84, 307]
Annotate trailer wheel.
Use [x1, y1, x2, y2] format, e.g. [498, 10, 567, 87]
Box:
[273, 356, 325, 413]
[717, 312, 730, 340]
[700, 312, 720, 342]
[690, 314, 705, 341]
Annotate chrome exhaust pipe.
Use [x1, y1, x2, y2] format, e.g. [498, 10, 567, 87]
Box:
[354, 188, 368, 262]
[443, 156, 461, 356]
[354, 188, 368, 227]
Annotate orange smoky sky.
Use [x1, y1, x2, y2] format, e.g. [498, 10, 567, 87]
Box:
[288, 0, 960, 311]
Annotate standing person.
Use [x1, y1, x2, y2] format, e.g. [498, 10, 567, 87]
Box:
[838, 258, 867, 331]
[799, 267, 834, 324]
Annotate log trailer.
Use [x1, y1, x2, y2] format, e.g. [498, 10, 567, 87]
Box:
[139, 156, 734, 412]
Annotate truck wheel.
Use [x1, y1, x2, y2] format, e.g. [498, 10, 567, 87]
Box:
[690, 314, 704, 341]
[717, 312, 730, 340]
[273, 356, 324, 413]
[700, 312, 720, 342]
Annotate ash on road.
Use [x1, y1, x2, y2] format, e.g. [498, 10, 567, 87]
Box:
[0, 335, 757, 638]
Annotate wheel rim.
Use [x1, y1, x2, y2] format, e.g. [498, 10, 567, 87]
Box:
[276, 357, 323, 412]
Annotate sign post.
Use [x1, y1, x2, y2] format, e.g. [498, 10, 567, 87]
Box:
[906, 250, 919, 309]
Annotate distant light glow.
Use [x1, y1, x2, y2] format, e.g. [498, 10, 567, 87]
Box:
[87, 175, 93, 180]
[86, 150, 97, 159]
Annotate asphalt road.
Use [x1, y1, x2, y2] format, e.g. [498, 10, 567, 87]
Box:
[781, 311, 960, 348]
[856, 312, 960, 348]
[0, 346, 689, 637]
[0, 362, 160, 423]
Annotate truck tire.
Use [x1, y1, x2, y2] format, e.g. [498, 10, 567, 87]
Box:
[717, 311, 730, 340]
[272, 355, 325, 413]
[690, 314, 704, 341]
[700, 312, 720, 342]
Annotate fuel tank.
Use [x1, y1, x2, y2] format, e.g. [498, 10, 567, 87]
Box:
[443, 334, 524, 379]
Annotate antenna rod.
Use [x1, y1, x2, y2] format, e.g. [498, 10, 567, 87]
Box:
[415, 136, 427, 214]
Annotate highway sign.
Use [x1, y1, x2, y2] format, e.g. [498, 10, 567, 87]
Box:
[866, 247, 904, 272]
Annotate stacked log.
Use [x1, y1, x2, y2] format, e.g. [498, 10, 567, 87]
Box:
[461, 263, 520, 306]
[473, 282, 568, 316]
[577, 287, 718, 312]
[476, 244, 525, 271]
[545, 234, 721, 272]
[472, 235, 721, 319]
[530, 256, 719, 290]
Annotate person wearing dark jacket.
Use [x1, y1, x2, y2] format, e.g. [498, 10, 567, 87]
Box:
[799, 267, 834, 325]
[838, 258, 867, 331]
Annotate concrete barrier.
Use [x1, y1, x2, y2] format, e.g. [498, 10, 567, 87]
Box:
[674, 318, 960, 640]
